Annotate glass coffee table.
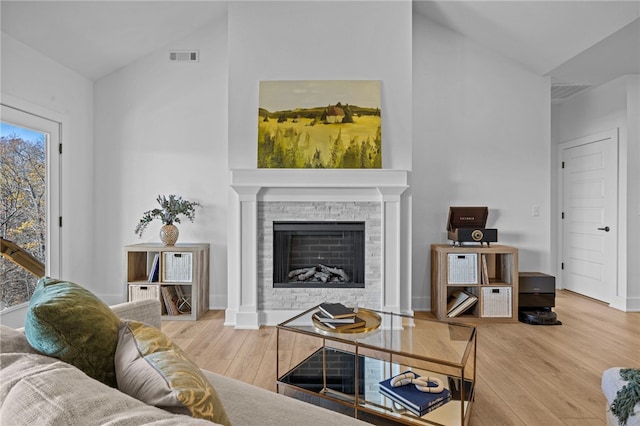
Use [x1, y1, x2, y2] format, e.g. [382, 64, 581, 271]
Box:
[277, 306, 476, 426]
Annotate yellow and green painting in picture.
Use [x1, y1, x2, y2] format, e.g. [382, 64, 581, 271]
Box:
[258, 80, 381, 168]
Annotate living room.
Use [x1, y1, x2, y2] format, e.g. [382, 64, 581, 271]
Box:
[1, 1, 639, 424]
[2, 1, 638, 323]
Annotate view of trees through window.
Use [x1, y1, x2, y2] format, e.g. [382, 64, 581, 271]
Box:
[1, 122, 46, 310]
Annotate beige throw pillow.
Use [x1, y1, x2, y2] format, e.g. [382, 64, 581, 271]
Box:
[115, 320, 231, 425]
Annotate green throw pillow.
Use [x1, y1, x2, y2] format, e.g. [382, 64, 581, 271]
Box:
[24, 277, 120, 387]
[115, 321, 231, 425]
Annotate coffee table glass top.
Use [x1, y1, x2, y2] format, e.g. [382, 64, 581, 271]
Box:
[278, 305, 476, 367]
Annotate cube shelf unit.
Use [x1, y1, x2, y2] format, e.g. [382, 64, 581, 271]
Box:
[431, 244, 519, 323]
[125, 243, 209, 320]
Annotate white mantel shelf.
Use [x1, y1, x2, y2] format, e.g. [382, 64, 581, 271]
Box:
[230, 169, 409, 189]
[226, 168, 411, 329]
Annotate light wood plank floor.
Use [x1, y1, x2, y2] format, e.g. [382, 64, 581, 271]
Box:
[162, 290, 640, 425]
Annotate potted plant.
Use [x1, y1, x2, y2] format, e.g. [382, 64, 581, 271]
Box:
[134, 194, 201, 245]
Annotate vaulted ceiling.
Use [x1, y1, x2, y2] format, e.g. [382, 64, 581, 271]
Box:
[2, 1, 639, 100]
[1, 1, 227, 81]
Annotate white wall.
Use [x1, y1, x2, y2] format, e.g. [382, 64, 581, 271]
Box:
[554, 77, 628, 142]
[226, 1, 414, 313]
[2, 2, 577, 319]
[552, 75, 640, 311]
[93, 1, 413, 310]
[411, 14, 552, 310]
[227, 1, 413, 170]
[93, 16, 230, 307]
[1, 33, 94, 326]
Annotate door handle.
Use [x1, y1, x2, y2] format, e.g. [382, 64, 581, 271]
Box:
[597, 226, 610, 232]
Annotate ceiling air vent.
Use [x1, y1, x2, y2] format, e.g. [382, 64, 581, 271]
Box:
[551, 83, 591, 102]
[169, 50, 199, 63]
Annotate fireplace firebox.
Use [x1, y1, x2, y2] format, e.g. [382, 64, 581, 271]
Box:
[273, 221, 365, 288]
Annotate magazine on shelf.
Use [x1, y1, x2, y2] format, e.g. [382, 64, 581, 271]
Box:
[447, 293, 478, 318]
[148, 254, 160, 282]
[318, 302, 355, 319]
[446, 290, 470, 313]
[161, 286, 180, 316]
[379, 372, 451, 417]
[481, 254, 490, 284]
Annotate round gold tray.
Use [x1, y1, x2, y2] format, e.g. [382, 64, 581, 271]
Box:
[312, 308, 381, 334]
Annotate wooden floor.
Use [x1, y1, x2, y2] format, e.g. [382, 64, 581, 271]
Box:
[162, 290, 640, 425]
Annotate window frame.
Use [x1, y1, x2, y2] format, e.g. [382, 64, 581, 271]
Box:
[1, 99, 62, 312]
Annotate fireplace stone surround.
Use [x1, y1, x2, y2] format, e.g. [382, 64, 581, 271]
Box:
[271, 220, 367, 288]
[262, 203, 377, 306]
[227, 169, 409, 329]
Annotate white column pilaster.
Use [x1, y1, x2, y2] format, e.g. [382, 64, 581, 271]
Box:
[378, 186, 408, 314]
[227, 185, 261, 329]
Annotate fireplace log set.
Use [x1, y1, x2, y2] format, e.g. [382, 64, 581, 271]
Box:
[287, 264, 350, 283]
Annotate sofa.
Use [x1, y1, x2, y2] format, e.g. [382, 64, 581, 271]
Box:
[1, 297, 369, 425]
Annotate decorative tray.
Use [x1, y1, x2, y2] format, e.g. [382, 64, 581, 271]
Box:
[311, 308, 381, 334]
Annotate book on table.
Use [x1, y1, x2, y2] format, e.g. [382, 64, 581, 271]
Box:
[313, 311, 357, 323]
[318, 302, 355, 319]
[379, 371, 451, 417]
[320, 315, 366, 330]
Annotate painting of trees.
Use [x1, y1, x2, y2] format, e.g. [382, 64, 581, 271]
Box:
[0, 133, 45, 309]
[258, 80, 382, 168]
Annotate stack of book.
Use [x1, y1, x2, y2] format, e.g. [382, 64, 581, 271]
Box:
[378, 372, 451, 417]
[446, 290, 478, 318]
[313, 302, 365, 330]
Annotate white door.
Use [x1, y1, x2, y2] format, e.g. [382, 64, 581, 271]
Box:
[561, 129, 618, 303]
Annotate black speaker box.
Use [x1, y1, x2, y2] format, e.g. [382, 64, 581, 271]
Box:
[519, 272, 555, 309]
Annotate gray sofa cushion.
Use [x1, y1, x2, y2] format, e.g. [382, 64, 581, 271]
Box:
[111, 299, 162, 329]
[203, 370, 369, 426]
[0, 325, 38, 355]
[0, 352, 216, 425]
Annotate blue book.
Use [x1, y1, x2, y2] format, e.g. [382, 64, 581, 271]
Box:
[148, 254, 160, 282]
[379, 371, 451, 417]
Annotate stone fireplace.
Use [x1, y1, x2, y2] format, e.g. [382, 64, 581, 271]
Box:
[272, 221, 366, 289]
[260, 202, 379, 312]
[226, 169, 409, 328]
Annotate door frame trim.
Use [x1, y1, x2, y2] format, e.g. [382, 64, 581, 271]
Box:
[556, 128, 620, 305]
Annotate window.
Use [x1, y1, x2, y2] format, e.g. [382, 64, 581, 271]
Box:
[1, 104, 61, 311]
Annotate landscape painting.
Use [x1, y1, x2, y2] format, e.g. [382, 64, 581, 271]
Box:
[258, 80, 381, 168]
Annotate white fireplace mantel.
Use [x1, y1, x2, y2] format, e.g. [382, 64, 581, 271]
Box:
[226, 169, 410, 329]
[231, 169, 408, 189]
